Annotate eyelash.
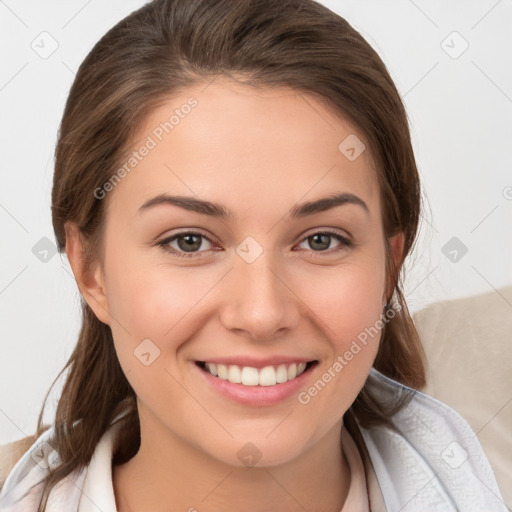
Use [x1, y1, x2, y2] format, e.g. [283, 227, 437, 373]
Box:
[157, 229, 353, 259]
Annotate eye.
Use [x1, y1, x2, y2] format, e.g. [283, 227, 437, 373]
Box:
[157, 228, 353, 259]
[296, 230, 352, 254]
[158, 231, 215, 258]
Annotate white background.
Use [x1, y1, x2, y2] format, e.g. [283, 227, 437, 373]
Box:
[1, 0, 511, 444]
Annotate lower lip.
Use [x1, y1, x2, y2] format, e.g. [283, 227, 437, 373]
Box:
[194, 361, 318, 407]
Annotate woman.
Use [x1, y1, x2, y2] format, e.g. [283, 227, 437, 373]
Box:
[0, 0, 506, 510]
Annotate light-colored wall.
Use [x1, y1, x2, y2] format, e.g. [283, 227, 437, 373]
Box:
[1, 0, 511, 444]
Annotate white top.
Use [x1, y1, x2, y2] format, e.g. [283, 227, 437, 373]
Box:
[0, 368, 507, 511]
[341, 426, 370, 511]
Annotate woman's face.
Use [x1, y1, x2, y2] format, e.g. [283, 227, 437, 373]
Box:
[80, 76, 401, 467]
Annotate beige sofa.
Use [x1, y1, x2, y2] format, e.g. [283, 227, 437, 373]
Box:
[414, 286, 512, 509]
[1, 287, 511, 507]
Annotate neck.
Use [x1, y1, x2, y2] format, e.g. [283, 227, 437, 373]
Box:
[112, 411, 351, 512]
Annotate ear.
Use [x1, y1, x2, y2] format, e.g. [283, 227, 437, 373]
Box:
[64, 222, 111, 325]
[389, 231, 405, 269]
[384, 231, 405, 305]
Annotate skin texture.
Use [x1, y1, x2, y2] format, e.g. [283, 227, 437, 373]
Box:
[66, 76, 404, 512]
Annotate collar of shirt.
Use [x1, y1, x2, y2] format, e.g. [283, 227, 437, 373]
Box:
[340, 425, 370, 511]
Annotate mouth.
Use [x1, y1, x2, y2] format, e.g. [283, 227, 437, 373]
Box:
[195, 360, 319, 387]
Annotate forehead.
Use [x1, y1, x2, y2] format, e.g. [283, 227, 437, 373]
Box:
[107, 76, 380, 220]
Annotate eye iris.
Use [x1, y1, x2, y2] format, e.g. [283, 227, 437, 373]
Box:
[177, 234, 202, 252]
[309, 233, 331, 251]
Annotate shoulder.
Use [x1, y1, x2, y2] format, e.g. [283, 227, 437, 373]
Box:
[359, 368, 508, 511]
[0, 413, 128, 512]
[0, 426, 86, 511]
[0, 434, 40, 491]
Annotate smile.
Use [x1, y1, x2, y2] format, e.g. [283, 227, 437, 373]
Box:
[196, 361, 317, 386]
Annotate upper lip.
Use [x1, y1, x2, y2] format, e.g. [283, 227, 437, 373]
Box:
[196, 356, 317, 369]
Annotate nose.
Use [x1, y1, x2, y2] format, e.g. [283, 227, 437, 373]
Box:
[218, 251, 301, 341]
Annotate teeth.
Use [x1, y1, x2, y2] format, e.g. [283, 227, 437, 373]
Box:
[228, 364, 241, 384]
[288, 363, 297, 380]
[217, 364, 227, 380]
[242, 367, 259, 386]
[203, 361, 310, 386]
[276, 364, 288, 383]
[258, 366, 276, 386]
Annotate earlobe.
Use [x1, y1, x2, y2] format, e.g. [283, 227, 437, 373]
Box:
[64, 222, 111, 325]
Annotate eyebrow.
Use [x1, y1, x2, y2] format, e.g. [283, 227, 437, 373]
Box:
[137, 192, 369, 220]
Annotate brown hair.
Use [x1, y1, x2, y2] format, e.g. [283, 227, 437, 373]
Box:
[34, 0, 426, 508]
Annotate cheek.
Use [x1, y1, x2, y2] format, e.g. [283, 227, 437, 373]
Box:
[293, 254, 386, 415]
[303, 252, 387, 343]
[103, 259, 217, 405]
[104, 250, 226, 364]
[108, 268, 203, 336]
